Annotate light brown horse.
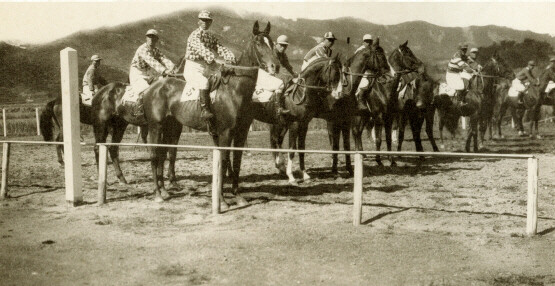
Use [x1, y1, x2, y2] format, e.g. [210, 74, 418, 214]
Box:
[142, 21, 280, 204]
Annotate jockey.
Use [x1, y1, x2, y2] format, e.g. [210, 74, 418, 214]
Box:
[273, 35, 297, 118]
[355, 34, 373, 54]
[184, 10, 236, 135]
[513, 60, 539, 104]
[301, 32, 336, 71]
[130, 29, 175, 116]
[355, 34, 374, 110]
[544, 56, 555, 95]
[446, 43, 476, 103]
[82, 55, 106, 101]
[467, 48, 483, 72]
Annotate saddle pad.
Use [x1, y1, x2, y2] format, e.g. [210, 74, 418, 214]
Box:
[252, 69, 283, 103]
[80, 93, 93, 106]
[439, 82, 456, 97]
[179, 83, 217, 102]
[122, 86, 139, 103]
[545, 81, 555, 93]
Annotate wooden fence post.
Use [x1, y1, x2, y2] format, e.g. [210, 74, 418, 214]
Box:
[97, 144, 108, 205]
[353, 153, 363, 226]
[0, 143, 10, 199]
[526, 157, 538, 235]
[2, 109, 6, 137]
[36, 107, 41, 136]
[60, 47, 83, 206]
[212, 149, 223, 214]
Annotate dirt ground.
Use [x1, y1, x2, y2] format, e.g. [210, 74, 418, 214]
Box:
[1, 123, 555, 286]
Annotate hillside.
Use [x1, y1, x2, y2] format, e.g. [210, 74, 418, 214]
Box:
[1, 7, 554, 104]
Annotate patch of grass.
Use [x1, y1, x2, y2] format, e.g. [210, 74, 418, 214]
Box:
[489, 274, 554, 286]
[153, 264, 210, 285]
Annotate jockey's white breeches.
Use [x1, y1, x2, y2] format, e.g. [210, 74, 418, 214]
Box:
[511, 78, 527, 93]
[129, 66, 160, 95]
[81, 88, 94, 104]
[183, 61, 209, 90]
[445, 71, 465, 90]
[545, 81, 555, 94]
[356, 71, 372, 95]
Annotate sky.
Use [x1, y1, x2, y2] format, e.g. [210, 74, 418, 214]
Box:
[0, 1, 554, 44]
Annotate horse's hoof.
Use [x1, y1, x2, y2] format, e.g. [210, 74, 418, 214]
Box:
[376, 161, 384, 167]
[235, 195, 249, 207]
[160, 188, 171, 200]
[346, 169, 354, 177]
[537, 135, 542, 140]
[288, 179, 299, 186]
[440, 144, 445, 149]
[168, 181, 180, 191]
[154, 196, 164, 203]
[501, 135, 505, 139]
[220, 200, 230, 211]
[390, 162, 397, 167]
[302, 171, 311, 182]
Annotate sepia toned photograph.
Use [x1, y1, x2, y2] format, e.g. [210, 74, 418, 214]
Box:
[0, 1, 554, 285]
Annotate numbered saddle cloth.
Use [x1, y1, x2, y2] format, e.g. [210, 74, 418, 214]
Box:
[179, 81, 217, 102]
[252, 69, 283, 103]
[438, 82, 456, 97]
[80, 89, 94, 106]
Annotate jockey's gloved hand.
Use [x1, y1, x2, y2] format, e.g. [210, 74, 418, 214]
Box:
[162, 70, 169, 77]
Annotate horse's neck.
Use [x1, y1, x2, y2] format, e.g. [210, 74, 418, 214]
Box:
[388, 50, 404, 72]
[237, 45, 258, 67]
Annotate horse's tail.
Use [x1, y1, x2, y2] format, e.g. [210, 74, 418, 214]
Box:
[39, 99, 57, 141]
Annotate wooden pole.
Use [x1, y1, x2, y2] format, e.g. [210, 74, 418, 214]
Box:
[526, 157, 538, 235]
[0, 143, 10, 199]
[137, 126, 140, 135]
[97, 144, 108, 205]
[2, 109, 6, 137]
[212, 149, 223, 214]
[35, 107, 41, 136]
[60, 47, 83, 206]
[353, 153, 363, 226]
[461, 117, 467, 130]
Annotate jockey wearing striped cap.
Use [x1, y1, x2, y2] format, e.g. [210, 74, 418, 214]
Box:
[184, 9, 236, 135]
[130, 29, 175, 117]
[446, 43, 476, 103]
[301, 32, 336, 71]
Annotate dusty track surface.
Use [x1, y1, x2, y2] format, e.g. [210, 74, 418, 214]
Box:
[1, 124, 555, 285]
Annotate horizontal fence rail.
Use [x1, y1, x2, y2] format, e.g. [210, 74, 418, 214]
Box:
[95, 142, 539, 235]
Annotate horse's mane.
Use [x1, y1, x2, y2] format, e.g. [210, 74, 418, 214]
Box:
[300, 57, 333, 77]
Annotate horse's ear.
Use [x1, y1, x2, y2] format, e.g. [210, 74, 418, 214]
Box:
[373, 37, 380, 47]
[263, 22, 271, 35]
[401, 40, 408, 48]
[253, 21, 260, 35]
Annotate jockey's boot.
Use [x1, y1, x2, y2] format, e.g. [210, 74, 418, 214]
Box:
[356, 89, 368, 110]
[133, 94, 145, 117]
[199, 89, 216, 136]
[276, 90, 291, 119]
[518, 92, 524, 105]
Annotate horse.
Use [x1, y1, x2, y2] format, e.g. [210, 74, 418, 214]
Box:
[436, 54, 512, 152]
[226, 55, 342, 187]
[321, 39, 390, 176]
[39, 96, 94, 165]
[89, 57, 185, 185]
[386, 42, 439, 158]
[142, 21, 280, 204]
[502, 67, 555, 139]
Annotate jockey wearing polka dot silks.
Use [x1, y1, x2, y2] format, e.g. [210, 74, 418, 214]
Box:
[301, 32, 336, 71]
[446, 43, 476, 103]
[130, 29, 175, 117]
[184, 10, 236, 135]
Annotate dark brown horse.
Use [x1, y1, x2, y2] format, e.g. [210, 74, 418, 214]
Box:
[436, 55, 512, 152]
[142, 21, 280, 204]
[321, 39, 390, 176]
[88, 57, 185, 185]
[40, 96, 94, 165]
[499, 67, 555, 139]
[238, 56, 342, 186]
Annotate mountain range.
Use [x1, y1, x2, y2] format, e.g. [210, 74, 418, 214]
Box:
[1, 7, 554, 104]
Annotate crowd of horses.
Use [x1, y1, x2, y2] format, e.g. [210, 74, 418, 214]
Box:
[38, 21, 555, 206]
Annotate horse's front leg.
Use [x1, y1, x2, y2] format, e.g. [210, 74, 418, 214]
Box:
[384, 115, 396, 166]
[287, 122, 299, 185]
[425, 108, 439, 152]
[374, 119, 384, 166]
[327, 120, 340, 177]
[147, 123, 165, 203]
[270, 123, 287, 174]
[342, 119, 354, 177]
[297, 120, 312, 182]
[164, 117, 182, 191]
[230, 122, 251, 206]
[109, 119, 129, 185]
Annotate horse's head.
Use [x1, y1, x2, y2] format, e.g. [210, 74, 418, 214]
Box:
[248, 21, 280, 75]
[389, 40, 424, 74]
[486, 51, 513, 79]
[348, 38, 389, 76]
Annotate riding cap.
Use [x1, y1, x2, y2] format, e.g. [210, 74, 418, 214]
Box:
[198, 10, 212, 20]
[550, 56, 555, 62]
[90, 55, 102, 61]
[469, 48, 479, 53]
[458, 43, 468, 50]
[324, 32, 336, 40]
[528, 60, 536, 66]
[363, 34, 373, 41]
[145, 29, 159, 37]
[277, 35, 289, 45]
